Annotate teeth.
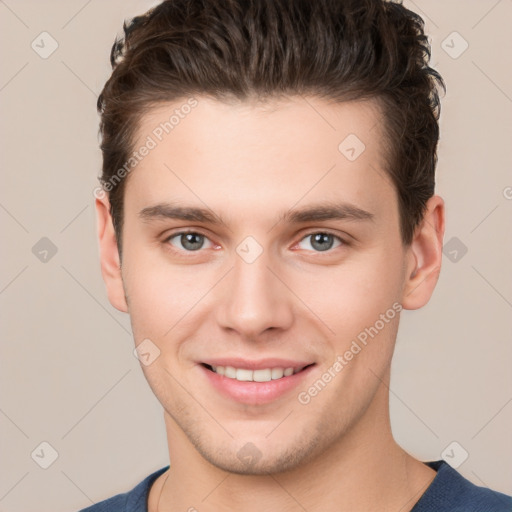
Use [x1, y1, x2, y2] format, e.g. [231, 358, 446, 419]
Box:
[236, 368, 253, 381]
[210, 365, 301, 382]
[271, 368, 284, 379]
[225, 366, 237, 378]
[253, 369, 272, 382]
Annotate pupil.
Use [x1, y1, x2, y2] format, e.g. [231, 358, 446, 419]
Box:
[182, 233, 203, 250]
[311, 233, 333, 251]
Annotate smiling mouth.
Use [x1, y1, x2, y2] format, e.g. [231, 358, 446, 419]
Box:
[201, 363, 315, 382]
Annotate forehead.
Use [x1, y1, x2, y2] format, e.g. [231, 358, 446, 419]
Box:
[125, 95, 396, 225]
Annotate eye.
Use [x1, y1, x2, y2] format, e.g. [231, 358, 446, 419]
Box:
[297, 232, 344, 252]
[165, 231, 215, 252]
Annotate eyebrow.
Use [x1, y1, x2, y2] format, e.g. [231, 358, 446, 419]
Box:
[138, 201, 374, 225]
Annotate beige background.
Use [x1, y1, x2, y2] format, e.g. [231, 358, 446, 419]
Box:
[1, 0, 511, 510]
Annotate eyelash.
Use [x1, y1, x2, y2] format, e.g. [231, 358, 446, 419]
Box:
[163, 230, 348, 254]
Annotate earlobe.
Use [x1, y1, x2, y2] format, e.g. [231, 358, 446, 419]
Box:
[95, 196, 129, 313]
[401, 195, 445, 310]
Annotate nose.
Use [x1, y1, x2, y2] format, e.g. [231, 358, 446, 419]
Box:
[215, 250, 294, 339]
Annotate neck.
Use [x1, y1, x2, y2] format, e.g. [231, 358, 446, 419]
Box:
[150, 372, 436, 512]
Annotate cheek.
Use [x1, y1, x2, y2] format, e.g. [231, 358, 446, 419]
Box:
[298, 248, 404, 336]
[297, 252, 403, 408]
[121, 246, 209, 340]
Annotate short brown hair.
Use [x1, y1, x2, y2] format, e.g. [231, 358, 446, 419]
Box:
[97, 0, 445, 255]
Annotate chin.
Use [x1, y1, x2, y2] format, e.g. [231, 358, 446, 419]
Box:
[193, 429, 325, 476]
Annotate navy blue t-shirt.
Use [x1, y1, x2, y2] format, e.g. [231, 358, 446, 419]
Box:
[77, 460, 512, 511]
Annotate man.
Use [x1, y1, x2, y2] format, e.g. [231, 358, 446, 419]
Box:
[81, 0, 512, 510]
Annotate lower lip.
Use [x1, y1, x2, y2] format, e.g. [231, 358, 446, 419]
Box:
[199, 364, 316, 405]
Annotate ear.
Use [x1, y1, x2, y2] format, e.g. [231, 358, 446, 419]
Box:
[95, 195, 128, 313]
[401, 195, 445, 310]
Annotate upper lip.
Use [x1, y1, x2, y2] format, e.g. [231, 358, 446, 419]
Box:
[200, 358, 315, 371]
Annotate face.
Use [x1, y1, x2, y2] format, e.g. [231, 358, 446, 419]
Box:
[98, 95, 440, 475]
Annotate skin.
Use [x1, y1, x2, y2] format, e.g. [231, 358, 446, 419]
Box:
[96, 95, 445, 512]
